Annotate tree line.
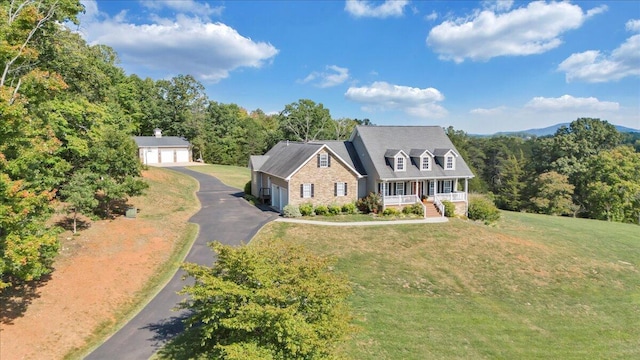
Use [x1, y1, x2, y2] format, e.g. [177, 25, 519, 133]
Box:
[2, 1, 638, 290]
[0, 0, 368, 288]
[447, 118, 640, 224]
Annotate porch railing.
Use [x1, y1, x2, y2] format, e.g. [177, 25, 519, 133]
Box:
[383, 194, 420, 206]
[433, 196, 445, 217]
[434, 192, 466, 202]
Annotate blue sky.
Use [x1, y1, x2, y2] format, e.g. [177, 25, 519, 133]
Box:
[74, 0, 639, 134]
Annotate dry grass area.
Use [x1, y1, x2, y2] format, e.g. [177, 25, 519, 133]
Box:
[253, 213, 640, 359]
[0, 167, 199, 360]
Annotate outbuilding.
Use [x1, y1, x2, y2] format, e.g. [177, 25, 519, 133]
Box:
[133, 128, 192, 165]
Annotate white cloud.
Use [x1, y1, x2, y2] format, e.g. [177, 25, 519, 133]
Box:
[525, 95, 619, 112]
[424, 11, 438, 22]
[626, 19, 640, 32]
[427, 1, 604, 63]
[75, 1, 277, 83]
[470, 106, 507, 115]
[140, 1, 224, 17]
[558, 32, 640, 83]
[299, 65, 350, 88]
[345, 81, 447, 118]
[482, 0, 513, 12]
[345, 0, 409, 18]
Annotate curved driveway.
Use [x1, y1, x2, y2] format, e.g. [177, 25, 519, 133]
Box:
[86, 167, 278, 360]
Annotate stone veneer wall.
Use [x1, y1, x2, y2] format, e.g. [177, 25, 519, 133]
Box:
[288, 149, 358, 207]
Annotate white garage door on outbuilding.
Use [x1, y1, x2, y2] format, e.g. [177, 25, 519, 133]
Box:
[133, 129, 192, 166]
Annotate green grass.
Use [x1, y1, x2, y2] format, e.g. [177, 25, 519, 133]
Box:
[253, 211, 640, 359]
[187, 164, 250, 190]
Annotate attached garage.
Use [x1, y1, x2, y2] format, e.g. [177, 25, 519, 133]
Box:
[133, 129, 192, 166]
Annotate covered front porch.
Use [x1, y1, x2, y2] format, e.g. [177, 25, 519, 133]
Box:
[378, 178, 468, 207]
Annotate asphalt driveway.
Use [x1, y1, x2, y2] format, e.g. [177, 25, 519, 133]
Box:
[85, 167, 278, 360]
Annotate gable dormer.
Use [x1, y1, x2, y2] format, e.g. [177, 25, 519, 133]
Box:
[409, 149, 434, 171]
[384, 149, 408, 172]
[434, 148, 458, 170]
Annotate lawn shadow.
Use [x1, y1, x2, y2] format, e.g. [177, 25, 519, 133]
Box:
[0, 274, 52, 325]
[55, 217, 91, 232]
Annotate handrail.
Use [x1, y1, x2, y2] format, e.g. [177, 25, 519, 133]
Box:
[433, 196, 445, 217]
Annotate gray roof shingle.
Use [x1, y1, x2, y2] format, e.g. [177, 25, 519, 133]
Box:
[353, 125, 474, 180]
[133, 136, 190, 147]
[256, 141, 365, 179]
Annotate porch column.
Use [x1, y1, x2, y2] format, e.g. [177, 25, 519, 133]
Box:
[454, 178, 458, 192]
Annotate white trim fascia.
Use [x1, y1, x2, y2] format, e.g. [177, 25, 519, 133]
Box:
[379, 175, 474, 181]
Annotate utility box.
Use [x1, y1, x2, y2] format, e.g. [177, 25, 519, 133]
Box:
[125, 207, 137, 218]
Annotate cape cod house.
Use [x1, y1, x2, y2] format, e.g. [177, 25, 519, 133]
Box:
[249, 126, 474, 216]
[133, 128, 192, 165]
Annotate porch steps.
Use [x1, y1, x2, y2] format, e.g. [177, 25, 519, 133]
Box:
[424, 201, 442, 218]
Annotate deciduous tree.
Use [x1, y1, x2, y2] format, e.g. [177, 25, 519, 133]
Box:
[162, 240, 352, 360]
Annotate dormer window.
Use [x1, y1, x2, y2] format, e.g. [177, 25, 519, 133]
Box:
[396, 156, 405, 171]
[421, 156, 431, 171]
[445, 155, 454, 170]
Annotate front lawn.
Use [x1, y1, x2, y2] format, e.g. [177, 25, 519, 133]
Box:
[252, 212, 640, 359]
[187, 164, 250, 190]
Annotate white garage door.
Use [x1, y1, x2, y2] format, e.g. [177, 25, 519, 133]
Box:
[160, 149, 174, 163]
[280, 187, 288, 209]
[176, 149, 189, 162]
[145, 148, 159, 164]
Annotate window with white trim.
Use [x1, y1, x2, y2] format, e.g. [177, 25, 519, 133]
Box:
[335, 182, 347, 196]
[396, 156, 405, 171]
[319, 153, 329, 168]
[445, 155, 454, 170]
[443, 180, 452, 193]
[396, 182, 405, 195]
[301, 183, 313, 198]
[421, 156, 431, 170]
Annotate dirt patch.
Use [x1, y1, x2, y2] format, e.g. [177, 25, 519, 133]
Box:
[0, 168, 199, 360]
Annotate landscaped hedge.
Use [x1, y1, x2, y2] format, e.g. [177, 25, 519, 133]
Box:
[283, 204, 301, 218]
[442, 200, 455, 217]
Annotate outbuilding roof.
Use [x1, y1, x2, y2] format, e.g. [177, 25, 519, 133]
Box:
[133, 136, 190, 147]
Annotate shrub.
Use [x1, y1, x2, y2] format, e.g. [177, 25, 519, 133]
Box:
[328, 204, 342, 216]
[356, 192, 382, 214]
[282, 205, 301, 218]
[342, 202, 357, 215]
[314, 205, 329, 216]
[383, 207, 400, 216]
[243, 181, 252, 196]
[403, 203, 424, 216]
[442, 200, 455, 217]
[468, 195, 501, 224]
[299, 202, 314, 216]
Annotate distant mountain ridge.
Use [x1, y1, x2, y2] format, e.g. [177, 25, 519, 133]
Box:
[490, 123, 640, 137]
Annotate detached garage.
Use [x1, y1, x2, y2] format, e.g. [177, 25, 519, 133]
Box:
[133, 128, 192, 165]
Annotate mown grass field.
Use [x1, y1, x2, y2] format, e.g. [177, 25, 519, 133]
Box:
[187, 164, 250, 190]
[253, 212, 640, 359]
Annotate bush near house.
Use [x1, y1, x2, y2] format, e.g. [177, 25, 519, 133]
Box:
[356, 193, 382, 214]
[283, 205, 301, 218]
[468, 195, 501, 224]
[299, 203, 314, 216]
[402, 203, 424, 216]
[442, 201, 455, 217]
[328, 204, 342, 216]
[314, 205, 329, 216]
[383, 207, 400, 216]
[243, 181, 251, 196]
[342, 203, 357, 215]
